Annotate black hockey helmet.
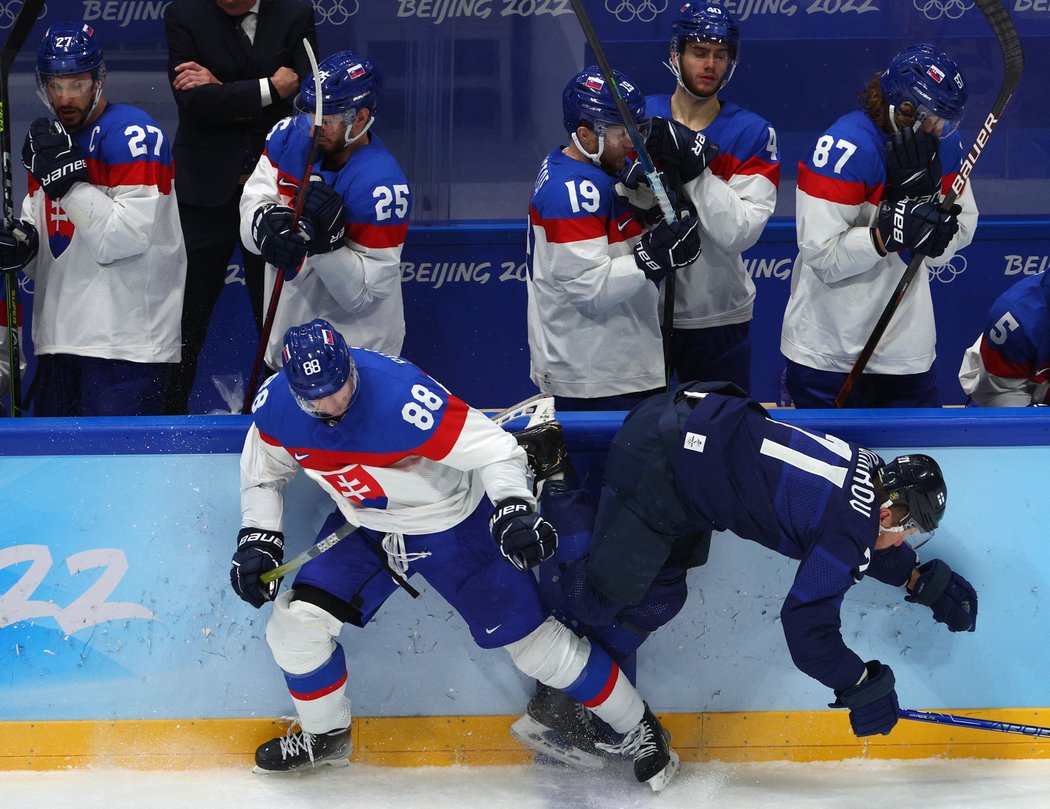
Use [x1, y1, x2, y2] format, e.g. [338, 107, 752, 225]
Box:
[879, 454, 947, 534]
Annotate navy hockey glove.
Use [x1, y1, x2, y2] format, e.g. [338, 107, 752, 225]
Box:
[829, 660, 900, 737]
[22, 118, 89, 199]
[0, 219, 38, 274]
[616, 160, 680, 227]
[633, 209, 702, 284]
[645, 116, 719, 185]
[905, 559, 978, 632]
[884, 127, 941, 202]
[299, 176, 346, 255]
[252, 204, 312, 278]
[489, 497, 558, 572]
[876, 199, 960, 259]
[230, 527, 285, 608]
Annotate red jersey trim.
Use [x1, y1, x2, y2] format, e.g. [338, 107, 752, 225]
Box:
[797, 163, 880, 206]
[979, 337, 1033, 379]
[347, 221, 409, 249]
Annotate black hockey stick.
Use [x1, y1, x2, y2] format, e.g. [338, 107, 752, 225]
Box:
[900, 708, 1050, 739]
[835, 0, 1024, 408]
[241, 38, 321, 414]
[567, 0, 679, 383]
[1, 0, 44, 417]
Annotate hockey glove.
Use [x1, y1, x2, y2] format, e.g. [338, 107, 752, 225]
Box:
[615, 160, 678, 227]
[489, 497, 558, 572]
[905, 559, 978, 632]
[252, 204, 312, 278]
[299, 176, 346, 255]
[876, 199, 960, 259]
[645, 116, 719, 185]
[829, 660, 899, 737]
[230, 527, 285, 608]
[22, 118, 89, 199]
[884, 126, 941, 202]
[0, 219, 38, 274]
[633, 209, 702, 285]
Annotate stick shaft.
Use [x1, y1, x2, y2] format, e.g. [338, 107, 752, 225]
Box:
[900, 708, 1050, 739]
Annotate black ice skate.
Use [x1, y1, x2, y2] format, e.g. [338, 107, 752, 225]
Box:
[253, 721, 352, 773]
[514, 421, 575, 490]
[510, 684, 613, 770]
[596, 703, 680, 792]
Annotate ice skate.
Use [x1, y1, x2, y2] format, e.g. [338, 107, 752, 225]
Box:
[510, 684, 613, 770]
[596, 703, 680, 792]
[253, 720, 352, 773]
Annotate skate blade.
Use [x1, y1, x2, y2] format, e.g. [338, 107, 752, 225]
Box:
[645, 749, 681, 792]
[510, 715, 607, 771]
[252, 755, 351, 775]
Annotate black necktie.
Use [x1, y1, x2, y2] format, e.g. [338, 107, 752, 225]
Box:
[234, 12, 253, 53]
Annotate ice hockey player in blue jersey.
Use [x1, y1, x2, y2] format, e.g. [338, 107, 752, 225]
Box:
[514, 382, 977, 757]
[232, 319, 681, 791]
[959, 271, 1050, 406]
[526, 66, 701, 411]
[781, 43, 978, 408]
[239, 51, 410, 373]
[633, 1, 779, 392]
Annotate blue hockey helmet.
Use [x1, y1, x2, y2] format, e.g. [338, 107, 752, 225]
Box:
[879, 453, 947, 544]
[282, 319, 359, 419]
[670, 2, 740, 91]
[295, 51, 381, 145]
[880, 43, 967, 136]
[562, 66, 648, 135]
[36, 23, 106, 118]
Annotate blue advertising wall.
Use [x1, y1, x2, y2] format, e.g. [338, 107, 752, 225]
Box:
[2, 410, 1050, 722]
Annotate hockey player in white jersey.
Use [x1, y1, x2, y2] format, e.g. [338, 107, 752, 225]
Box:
[233, 319, 680, 791]
[7, 23, 186, 416]
[239, 51, 409, 373]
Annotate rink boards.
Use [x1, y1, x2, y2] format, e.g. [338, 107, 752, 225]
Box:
[2, 409, 1050, 768]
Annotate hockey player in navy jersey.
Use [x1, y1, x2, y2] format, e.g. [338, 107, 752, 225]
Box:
[781, 44, 978, 408]
[4, 23, 186, 416]
[231, 319, 681, 791]
[959, 271, 1050, 406]
[629, 1, 779, 392]
[525, 67, 701, 411]
[513, 383, 977, 758]
[239, 51, 409, 373]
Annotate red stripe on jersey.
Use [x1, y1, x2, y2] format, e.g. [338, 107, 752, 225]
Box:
[347, 220, 409, 249]
[275, 167, 301, 206]
[736, 155, 780, 186]
[289, 670, 348, 701]
[581, 665, 619, 708]
[531, 204, 607, 244]
[798, 163, 880, 206]
[941, 172, 959, 196]
[91, 158, 174, 194]
[608, 211, 643, 243]
[979, 336, 1033, 379]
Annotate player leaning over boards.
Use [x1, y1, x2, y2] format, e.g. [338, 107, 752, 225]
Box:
[231, 319, 681, 791]
[638, 1, 779, 392]
[525, 67, 701, 412]
[513, 383, 978, 761]
[239, 51, 409, 375]
[781, 44, 977, 408]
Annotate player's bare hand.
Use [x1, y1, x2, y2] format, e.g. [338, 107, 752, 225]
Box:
[173, 61, 221, 91]
[270, 66, 300, 99]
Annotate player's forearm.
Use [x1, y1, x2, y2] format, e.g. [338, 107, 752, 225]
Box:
[555, 251, 650, 316]
[59, 184, 157, 264]
[687, 172, 775, 255]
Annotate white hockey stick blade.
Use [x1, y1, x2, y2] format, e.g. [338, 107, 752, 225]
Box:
[510, 714, 609, 771]
[492, 394, 556, 428]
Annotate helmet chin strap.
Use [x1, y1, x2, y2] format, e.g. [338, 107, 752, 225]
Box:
[343, 114, 375, 147]
[571, 130, 605, 167]
[666, 51, 732, 101]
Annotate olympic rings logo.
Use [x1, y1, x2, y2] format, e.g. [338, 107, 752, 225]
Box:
[913, 0, 973, 21]
[0, 1, 46, 30]
[604, 0, 668, 24]
[313, 0, 358, 26]
[928, 253, 967, 284]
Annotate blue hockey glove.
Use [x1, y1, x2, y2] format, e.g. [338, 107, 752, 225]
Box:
[633, 208, 702, 284]
[299, 176, 346, 255]
[22, 118, 89, 199]
[489, 497, 558, 572]
[616, 160, 678, 227]
[0, 219, 38, 274]
[876, 199, 959, 258]
[829, 660, 900, 737]
[905, 559, 978, 632]
[884, 127, 941, 202]
[230, 527, 285, 608]
[645, 116, 719, 184]
[252, 204, 312, 278]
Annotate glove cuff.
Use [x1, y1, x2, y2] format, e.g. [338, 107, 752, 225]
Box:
[237, 526, 284, 549]
[834, 661, 895, 708]
[489, 497, 532, 532]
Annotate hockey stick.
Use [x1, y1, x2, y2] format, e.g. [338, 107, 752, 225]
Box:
[241, 38, 322, 414]
[834, 0, 1024, 408]
[1, 0, 44, 417]
[260, 393, 556, 584]
[899, 708, 1050, 739]
[567, 0, 678, 383]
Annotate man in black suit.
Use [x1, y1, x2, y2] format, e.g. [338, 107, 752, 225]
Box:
[163, 0, 317, 414]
